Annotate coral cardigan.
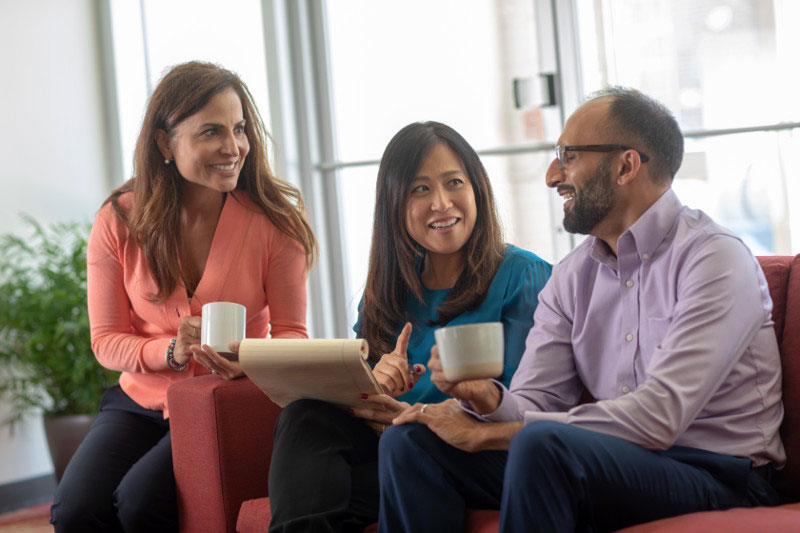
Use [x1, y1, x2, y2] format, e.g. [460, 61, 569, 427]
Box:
[87, 191, 308, 417]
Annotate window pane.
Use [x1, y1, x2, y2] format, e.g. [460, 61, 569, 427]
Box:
[575, 0, 800, 255]
[481, 152, 564, 263]
[337, 164, 378, 333]
[109, 0, 149, 182]
[142, 0, 269, 120]
[577, 0, 800, 130]
[110, 0, 269, 180]
[673, 130, 800, 255]
[325, 0, 556, 162]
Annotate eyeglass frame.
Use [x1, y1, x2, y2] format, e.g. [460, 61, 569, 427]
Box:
[555, 144, 650, 169]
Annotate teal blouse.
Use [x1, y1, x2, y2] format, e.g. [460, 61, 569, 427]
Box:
[354, 245, 552, 404]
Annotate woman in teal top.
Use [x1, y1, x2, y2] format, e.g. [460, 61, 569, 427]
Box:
[354, 243, 550, 405]
[267, 122, 551, 532]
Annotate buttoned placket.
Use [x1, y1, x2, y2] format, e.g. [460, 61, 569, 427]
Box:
[616, 232, 641, 396]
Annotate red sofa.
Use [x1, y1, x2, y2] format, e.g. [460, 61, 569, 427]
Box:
[168, 255, 800, 532]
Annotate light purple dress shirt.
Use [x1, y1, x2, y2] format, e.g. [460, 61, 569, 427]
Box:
[478, 189, 785, 467]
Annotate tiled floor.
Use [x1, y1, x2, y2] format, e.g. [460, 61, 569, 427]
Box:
[0, 503, 52, 533]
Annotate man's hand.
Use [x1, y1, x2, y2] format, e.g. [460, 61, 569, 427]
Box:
[392, 399, 523, 452]
[428, 345, 501, 414]
[373, 323, 426, 397]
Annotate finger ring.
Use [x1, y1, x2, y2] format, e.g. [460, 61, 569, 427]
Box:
[420, 404, 429, 414]
[211, 369, 218, 375]
[191, 328, 198, 339]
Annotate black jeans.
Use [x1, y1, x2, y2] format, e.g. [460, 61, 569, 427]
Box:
[50, 384, 177, 532]
[268, 399, 381, 533]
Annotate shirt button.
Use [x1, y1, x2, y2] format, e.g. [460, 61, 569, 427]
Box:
[626, 280, 634, 288]
[626, 333, 634, 342]
[622, 386, 631, 393]
[641, 253, 649, 260]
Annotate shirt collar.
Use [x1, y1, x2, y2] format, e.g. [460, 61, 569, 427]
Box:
[588, 188, 683, 267]
[625, 188, 682, 259]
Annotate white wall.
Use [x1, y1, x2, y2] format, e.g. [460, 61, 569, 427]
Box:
[0, 0, 110, 485]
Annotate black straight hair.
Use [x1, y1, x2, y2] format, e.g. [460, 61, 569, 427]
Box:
[358, 121, 505, 361]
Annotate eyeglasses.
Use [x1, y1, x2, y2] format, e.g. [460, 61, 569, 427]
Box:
[555, 144, 650, 169]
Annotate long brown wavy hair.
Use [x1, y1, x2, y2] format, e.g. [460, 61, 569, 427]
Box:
[104, 61, 317, 302]
[358, 122, 505, 361]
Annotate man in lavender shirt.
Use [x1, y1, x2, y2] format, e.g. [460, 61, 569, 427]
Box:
[377, 87, 785, 532]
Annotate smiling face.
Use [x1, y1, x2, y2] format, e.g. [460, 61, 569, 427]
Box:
[404, 142, 477, 262]
[156, 88, 250, 193]
[562, 157, 616, 234]
[547, 99, 619, 235]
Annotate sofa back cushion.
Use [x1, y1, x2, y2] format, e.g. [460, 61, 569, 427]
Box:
[759, 255, 800, 501]
[779, 255, 800, 501]
[758, 256, 791, 345]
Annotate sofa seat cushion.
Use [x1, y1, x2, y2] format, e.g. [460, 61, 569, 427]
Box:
[616, 502, 800, 532]
[237, 498, 270, 533]
[237, 503, 800, 532]
[235, 500, 502, 532]
[235, 498, 379, 532]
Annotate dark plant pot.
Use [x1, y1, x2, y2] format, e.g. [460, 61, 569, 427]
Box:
[43, 414, 95, 483]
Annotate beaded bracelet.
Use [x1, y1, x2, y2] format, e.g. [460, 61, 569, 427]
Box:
[165, 337, 188, 372]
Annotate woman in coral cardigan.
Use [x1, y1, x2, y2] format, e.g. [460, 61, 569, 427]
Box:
[50, 61, 317, 532]
[266, 121, 552, 532]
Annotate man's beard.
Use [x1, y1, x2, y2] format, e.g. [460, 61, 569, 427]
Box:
[563, 159, 616, 235]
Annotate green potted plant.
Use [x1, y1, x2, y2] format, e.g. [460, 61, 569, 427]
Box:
[0, 215, 119, 481]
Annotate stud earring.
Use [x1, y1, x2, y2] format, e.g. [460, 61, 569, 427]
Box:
[164, 158, 171, 165]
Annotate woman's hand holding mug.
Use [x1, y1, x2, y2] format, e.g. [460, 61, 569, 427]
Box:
[191, 341, 245, 380]
[173, 316, 202, 366]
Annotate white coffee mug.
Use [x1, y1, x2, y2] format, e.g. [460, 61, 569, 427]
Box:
[434, 322, 504, 381]
[201, 302, 246, 361]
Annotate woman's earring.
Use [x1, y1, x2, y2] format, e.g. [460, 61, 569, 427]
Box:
[164, 158, 171, 165]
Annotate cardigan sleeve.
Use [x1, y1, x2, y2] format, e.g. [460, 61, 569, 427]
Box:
[86, 205, 172, 373]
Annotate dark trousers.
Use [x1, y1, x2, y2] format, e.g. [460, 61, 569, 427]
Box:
[378, 420, 779, 533]
[50, 384, 177, 532]
[268, 399, 381, 533]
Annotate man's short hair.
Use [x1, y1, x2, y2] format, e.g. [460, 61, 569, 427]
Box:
[590, 87, 684, 185]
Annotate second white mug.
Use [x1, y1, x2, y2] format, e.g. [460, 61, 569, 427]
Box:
[201, 302, 246, 361]
[434, 322, 504, 382]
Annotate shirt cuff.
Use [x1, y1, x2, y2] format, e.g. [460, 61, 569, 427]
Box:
[460, 380, 522, 422]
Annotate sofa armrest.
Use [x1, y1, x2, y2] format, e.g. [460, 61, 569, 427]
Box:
[168, 375, 281, 533]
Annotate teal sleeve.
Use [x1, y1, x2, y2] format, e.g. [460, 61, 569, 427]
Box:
[499, 259, 552, 387]
[352, 294, 376, 368]
[353, 293, 364, 337]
